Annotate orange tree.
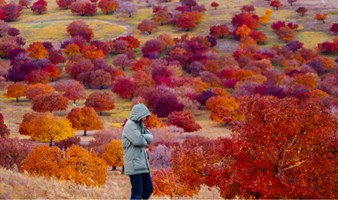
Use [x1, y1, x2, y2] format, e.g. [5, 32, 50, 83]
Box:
[102, 139, 124, 171]
[5, 82, 27, 102]
[26, 41, 48, 59]
[19, 112, 75, 146]
[205, 95, 338, 198]
[67, 107, 104, 136]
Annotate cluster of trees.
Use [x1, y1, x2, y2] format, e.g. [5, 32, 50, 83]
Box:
[56, 0, 138, 17]
[0, 0, 337, 196]
[137, 0, 206, 34]
[152, 95, 338, 198]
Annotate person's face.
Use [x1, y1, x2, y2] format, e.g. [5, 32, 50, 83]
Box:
[142, 115, 149, 122]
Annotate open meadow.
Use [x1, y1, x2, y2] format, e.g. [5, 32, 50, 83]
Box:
[0, 0, 337, 198]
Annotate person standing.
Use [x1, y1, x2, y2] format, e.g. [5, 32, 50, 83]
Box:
[122, 103, 154, 200]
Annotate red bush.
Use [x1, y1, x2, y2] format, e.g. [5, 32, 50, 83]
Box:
[167, 111, 201, 132]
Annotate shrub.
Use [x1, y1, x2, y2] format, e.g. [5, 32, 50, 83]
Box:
[167, 111, 201, 132]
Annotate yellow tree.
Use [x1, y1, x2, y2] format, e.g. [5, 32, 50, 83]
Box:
[5, 82, 27, 102]
[102, 140, 124, 172]
[59, 145, 108, 186]
[20, 112, 75, 146]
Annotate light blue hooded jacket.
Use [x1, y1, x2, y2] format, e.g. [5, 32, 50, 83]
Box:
[122, 103, 153, 176]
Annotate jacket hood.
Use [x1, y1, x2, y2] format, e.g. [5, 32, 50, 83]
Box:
[130, 103, 150, 121]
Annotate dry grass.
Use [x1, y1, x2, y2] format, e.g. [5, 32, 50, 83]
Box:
[0, 167, 132, 199]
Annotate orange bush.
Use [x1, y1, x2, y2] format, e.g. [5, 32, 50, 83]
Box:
[26, 42, 48, 59]
[153, 168, 196, 198]
[144, 113, 166, 129]
[292, 72, 318, 90]
[102, 140, 124, 169]
[206, 96, 243, 123]
[22, 145, 108, 186]
[59, 145, 108, 186]
[21, 145, 63, 177]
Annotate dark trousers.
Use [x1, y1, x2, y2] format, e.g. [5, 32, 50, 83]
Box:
[129, 173, 153, 200]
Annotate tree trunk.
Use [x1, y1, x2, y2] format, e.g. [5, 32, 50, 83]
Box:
[83, 129, 87, 136]
[112, 166, 116, 170]
[121, 166, 125, 174]
[16, 97, 19, 102]
[49, 140, 53, 147]
[99, 111, 102, 116]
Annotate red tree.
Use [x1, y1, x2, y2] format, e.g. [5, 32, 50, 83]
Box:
[32, 93, 69, 112]
[0, 2, 23, 21]
[30, 0, 47, 14]
[112, 54, 135, 71]
[296, 7, 307, 16]
[85, 91, 115, 115]
[270, 0, 282, 10]
[70, 0, 97, 16]
[330, 23, 338, 34]
[67, 20, 94, 41]
[207, 96, 338, 198]
[112, 76, 137, 100]
[176, 12, 196, 31]
[56, 0, 75, 9]
[167, 111, 201, 132]
[88, 69, 113, 89]
[63, 81, 86, 104]
[19, 0, 30, 8]
[137, 19, 158, 34]
[209, 24, 230, 38]
[210, 2, 219, 10]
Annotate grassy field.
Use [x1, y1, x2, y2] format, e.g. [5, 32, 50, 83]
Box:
[0, 0, 337, 198]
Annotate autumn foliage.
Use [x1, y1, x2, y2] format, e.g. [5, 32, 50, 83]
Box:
[314, 13, 327, 23]
[0, 113, 10, 137]
[102, 140, 124, 170]
[32, 93, 69, 112]
[67, 107, 104, 136]
[19, 112, 75, 146]
[5, 82, 27, 102]
[209, 95, 338, 198]
[85, 91, 115, 115]
[21, 145, 108, 186]
[167, 111, 201, 132]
